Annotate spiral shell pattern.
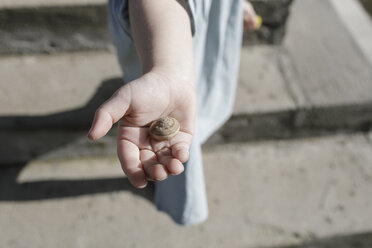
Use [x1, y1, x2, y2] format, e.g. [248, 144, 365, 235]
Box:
[149, 117, 180, 141]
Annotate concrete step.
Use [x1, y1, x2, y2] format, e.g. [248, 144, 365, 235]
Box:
[1, 0, 372, 164]
[0, 2, 110, 55]
[0, 0, 106, 8]
[216, 0, 372, 143]
[1, 133, 372, 247]
[0, 46, 296, 163]
[0, 0, 292, 55]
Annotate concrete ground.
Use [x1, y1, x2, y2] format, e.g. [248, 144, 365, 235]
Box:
[1, 133, 372, 248]
[1, 0, 372, 247]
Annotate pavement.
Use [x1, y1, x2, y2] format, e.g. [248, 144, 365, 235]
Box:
[1, 0, 372, 247]
[1, 133, 372, 247]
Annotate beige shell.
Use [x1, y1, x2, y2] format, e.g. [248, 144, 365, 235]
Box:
[149, 117, 180, 141]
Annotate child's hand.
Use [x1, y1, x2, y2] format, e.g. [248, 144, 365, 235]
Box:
[243, 0, 260, 31]
[87, 0, 196, 189]
[88, 71, 196, 188]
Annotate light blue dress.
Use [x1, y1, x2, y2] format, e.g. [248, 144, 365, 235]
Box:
[108, 0, 243, 225]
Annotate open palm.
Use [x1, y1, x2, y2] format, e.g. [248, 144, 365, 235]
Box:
[88, 72, 196, 188]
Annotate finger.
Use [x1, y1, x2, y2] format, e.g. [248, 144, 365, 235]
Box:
[244, 19, 250, 32]
[167, 158, 184, 175]
[151, 131, 192, 153]
[88, 88, 131, 140]
[171, 142, 190, 163]
[141, 149, 168, 181]
[248, 21, 256, 31]
[156, 147, 184, 175]
[117, 139, 147, 188]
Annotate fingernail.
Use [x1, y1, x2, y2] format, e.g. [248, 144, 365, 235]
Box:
[146, 177, 155, 182]
[155, 176, 167, 182]
[137, 182, 148, 189]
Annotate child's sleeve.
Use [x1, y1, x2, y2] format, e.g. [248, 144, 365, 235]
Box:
[183, 0, 196, 36]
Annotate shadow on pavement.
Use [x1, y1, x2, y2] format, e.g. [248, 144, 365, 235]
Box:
[0, 163, 154, 202]
[259, 231, 372, 248]
[0, 78, 155, 203]
[0, 77, 123, 130]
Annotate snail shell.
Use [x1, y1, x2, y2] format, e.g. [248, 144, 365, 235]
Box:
[149, 117, 180, 141]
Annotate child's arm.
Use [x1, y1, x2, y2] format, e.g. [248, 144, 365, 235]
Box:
[88, 0, 196, 188]
[130, 0, 195, 81]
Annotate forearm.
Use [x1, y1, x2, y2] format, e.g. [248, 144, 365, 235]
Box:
[129, 0, 194, 83]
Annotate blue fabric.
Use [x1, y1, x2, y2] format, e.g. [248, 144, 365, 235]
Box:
[108, 0, 243, 225]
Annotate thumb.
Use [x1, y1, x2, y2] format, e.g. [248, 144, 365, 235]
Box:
[88, 87, 131, 140]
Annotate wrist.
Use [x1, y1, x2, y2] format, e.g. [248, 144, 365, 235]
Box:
[147, 64, 195, 87]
